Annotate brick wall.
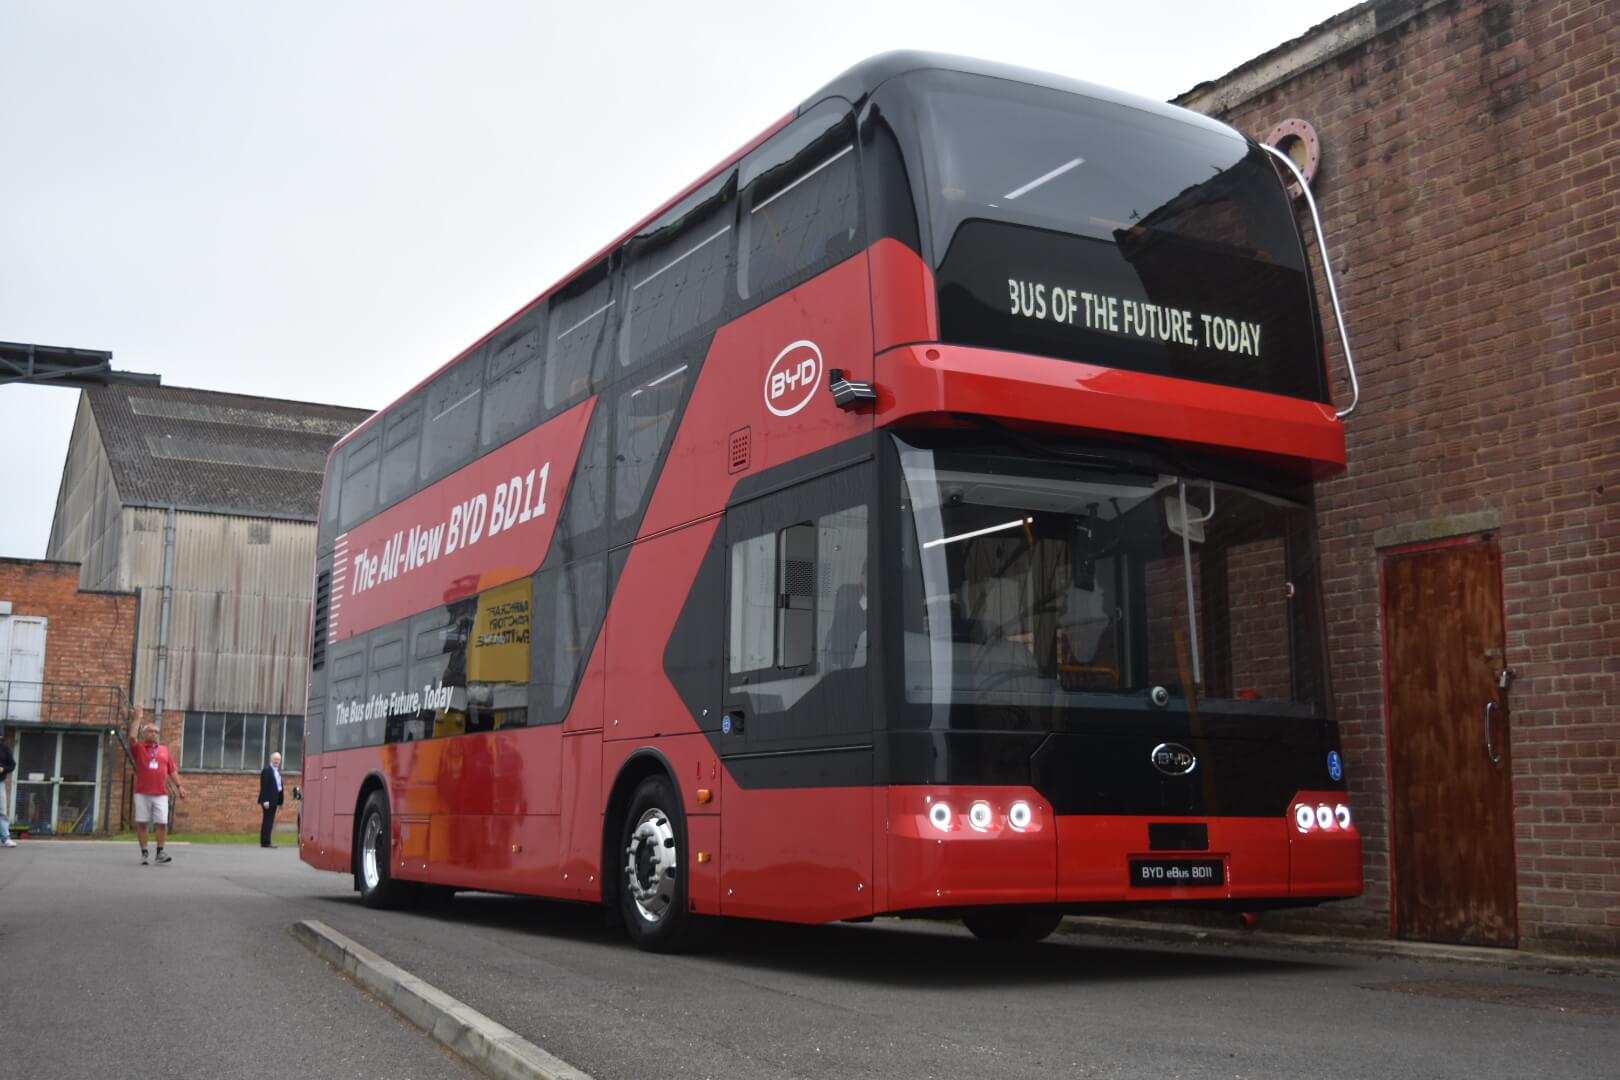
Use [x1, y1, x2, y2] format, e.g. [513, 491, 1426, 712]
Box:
[170, 767, 302, 835]
[0, 558, 138, 834]
[1180, 0, 1620, 952]
[0, 557, 137, 702]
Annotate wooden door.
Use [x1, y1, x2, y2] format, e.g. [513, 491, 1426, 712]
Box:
[1383, 540, 1516, 946]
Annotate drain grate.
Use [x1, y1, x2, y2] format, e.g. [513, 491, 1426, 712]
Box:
[1361, 979, 1620, 1017]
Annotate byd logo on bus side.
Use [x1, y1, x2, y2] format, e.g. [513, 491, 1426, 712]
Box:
[764, 340, 822, 417]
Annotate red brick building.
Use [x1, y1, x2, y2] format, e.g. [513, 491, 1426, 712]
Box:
[0, 558, 136, 835]
[1178, 0, 1618, 953]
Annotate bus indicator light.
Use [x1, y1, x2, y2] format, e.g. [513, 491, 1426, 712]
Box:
[928, 802, 954, 832]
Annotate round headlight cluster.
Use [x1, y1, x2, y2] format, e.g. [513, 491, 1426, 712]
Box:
[925, 798, 1037, 833]
[1294, 802, 1353, 833]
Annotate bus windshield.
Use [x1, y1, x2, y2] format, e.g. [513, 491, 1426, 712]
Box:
[895, 435, 1325, 718]
[892, 69, 1326, 402]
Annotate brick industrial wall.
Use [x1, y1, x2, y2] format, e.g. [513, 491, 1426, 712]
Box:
[0, 557, 137, 700]
[170, 768, 300, 835]
[1180, 0, 1619, 952]
[0, 558, 138, 833]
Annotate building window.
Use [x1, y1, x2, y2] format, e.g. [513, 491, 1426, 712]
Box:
[181, 712, 304, 773]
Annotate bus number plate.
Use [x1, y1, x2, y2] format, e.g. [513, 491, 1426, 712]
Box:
[1129, 858, 1225, 888]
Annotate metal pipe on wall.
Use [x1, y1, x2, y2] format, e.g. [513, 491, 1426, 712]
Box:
[154, 505, 176, 830]
[152, 505, 176, 730]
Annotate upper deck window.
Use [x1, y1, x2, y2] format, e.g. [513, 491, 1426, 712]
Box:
[738, 102, 862, 304]
[887, 70, 1325, 402]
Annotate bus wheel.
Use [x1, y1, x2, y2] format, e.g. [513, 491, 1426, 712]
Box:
[356, 792, 417, 910]
[619, 775, 696, 952]
[962, 909, 1064, 944]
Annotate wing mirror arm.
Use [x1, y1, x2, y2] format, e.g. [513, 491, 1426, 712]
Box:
[1261, 142, 1359, 419]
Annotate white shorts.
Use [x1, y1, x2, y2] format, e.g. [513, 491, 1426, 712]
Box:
[133, 793, 170, 825]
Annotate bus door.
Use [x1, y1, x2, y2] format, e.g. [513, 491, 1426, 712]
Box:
[719, 465, 876, 922]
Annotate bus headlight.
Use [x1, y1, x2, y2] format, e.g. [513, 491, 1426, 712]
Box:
[1294, 804, 1316, 831]
[1316, 804, 1335, 830]
[969, 801, 993, 831]
[1335, 804, 1353, 829]
[1008, 801, 1033, 830]
[929, 802, 954, 832]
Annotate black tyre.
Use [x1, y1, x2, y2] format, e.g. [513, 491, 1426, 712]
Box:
[356, 791, 418, 910]
[962, 909, 1064, 944]
[618, 775, 699, 953]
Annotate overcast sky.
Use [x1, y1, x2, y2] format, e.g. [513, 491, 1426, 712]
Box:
[0, 0, 1357, 559]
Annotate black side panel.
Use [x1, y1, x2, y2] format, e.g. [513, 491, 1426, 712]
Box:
[664, 523, 726, 735]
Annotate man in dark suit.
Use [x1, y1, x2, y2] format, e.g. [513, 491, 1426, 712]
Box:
[258, 751, 285, 848]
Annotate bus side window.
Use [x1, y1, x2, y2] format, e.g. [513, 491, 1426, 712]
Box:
[327, 638, 367, 750]
[379, 397, 423, 508]
[777, 523, 817, 668]
[419, 349, 486, 484]
[728, 530, 777, 675]
[338, 431, 379, 532]
[611, 362, 691, 530]
[621, 169, 737, 372]
[552, 405, 610, 560]
[531, 559, 605, 725]
[547, 256, 617, 414]
[366, 630, 406, 745]
[738, 101, 861, 304]
[482, 303, 547, 451]
[403, 612, 456, 744]
[320, 452, 343, 536]
[726, 472, 870, 742]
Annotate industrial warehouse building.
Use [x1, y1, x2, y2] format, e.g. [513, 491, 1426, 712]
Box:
[1178, 0, 1617, 953]
[43, 382, 369, 832]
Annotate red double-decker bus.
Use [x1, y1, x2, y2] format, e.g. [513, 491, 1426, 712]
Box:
[300, 52, 1362, 950]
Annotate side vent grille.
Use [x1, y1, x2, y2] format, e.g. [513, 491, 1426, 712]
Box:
[728, 426, 751, 474]
[311, 569, 330, 671]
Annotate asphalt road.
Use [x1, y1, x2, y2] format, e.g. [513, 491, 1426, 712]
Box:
[3, 840, 1617, 1080]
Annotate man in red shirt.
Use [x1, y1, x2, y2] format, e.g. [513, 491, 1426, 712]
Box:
[130, 723, 186, 865]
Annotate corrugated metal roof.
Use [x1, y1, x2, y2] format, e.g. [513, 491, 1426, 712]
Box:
[85, 384, 372, 520]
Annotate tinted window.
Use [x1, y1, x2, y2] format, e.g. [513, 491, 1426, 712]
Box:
[897, 70, 1325, 401]
[338, 431, 379, 531]
[740, 102, 861, 302]
[320, 454, 343, 534]
[612, 362, 690, 525]
[482, 305, 547, 450]
[726, 480, 870, 743]
[420, 351, 486, 482]
[532, 559, 605, 723]
[553, 404, 609, 560]
[379, 398, 422, 506]
[547, 258, 616, 412]
[622, 171, 736, 369]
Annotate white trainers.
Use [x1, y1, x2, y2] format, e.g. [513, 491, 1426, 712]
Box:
[3, 839, 20, 847]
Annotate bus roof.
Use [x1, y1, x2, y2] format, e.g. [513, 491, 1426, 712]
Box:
[336, 52, 1239, 454]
